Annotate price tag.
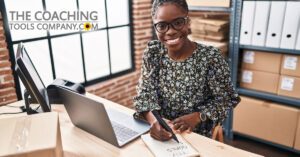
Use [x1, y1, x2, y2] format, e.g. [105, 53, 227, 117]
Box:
[243, 51, 255, 64]
[242, 70, 253, 83]
[283, 56, 298, 70]
[280, 77, 294, 91]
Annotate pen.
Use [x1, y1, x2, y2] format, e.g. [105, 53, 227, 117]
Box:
[151, 110, 179, 143]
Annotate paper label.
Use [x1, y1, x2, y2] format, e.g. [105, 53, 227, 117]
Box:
[280, 77, 294, 91]
[283, 56, 298, 70]
[243, 51, 255, 64]
[242, 71, 253, 83]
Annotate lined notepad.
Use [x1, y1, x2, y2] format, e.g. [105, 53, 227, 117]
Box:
[141, 134, 200, 157]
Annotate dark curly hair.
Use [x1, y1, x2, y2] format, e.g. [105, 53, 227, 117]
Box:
[151, 0, 189, 17]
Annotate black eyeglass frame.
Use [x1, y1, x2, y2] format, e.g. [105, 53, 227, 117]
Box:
[153, 16, 189, 33]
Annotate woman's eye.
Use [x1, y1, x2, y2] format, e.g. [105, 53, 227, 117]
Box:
[157, 23, 167, 29]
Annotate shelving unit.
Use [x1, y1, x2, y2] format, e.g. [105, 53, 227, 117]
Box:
[238, 88, 300, 108]
[188, 0, 238, 139]
[239, 44, 300, 55]
[230, 0, 300, 154]
[189, 6, 231, 12]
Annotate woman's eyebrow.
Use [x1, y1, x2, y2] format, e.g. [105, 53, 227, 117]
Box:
[155, 16, 184, 24]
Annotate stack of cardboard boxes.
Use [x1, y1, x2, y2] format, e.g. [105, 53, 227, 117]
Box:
[188, 11, 229, 57]
[277, 55, 300, 99]
[240, 50, 300, 99]
[233, 96, 300, 150]
[187, 0, 231, 8]
[236, 51, 300, 150]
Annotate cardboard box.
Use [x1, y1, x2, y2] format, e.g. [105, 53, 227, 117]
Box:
[0, 112, 63, 157]
[191, 19, 229, 32]
[240, 70, 280, 94]
[233, 96, 299, 147]
[280, 55, 300, 77]
[294, 115, 300, 150]
[277, 75, 300, 99]
[187, 0, 230, 7]
[241, 50, 282, 74]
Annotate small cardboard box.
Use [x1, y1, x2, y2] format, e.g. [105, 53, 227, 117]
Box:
[0, 112, 63, 157]
[187, 0, 230, 7]
[241, 50, 282, 74]
[233, 96, 299, 147]
[280, 55, 300, 77]
[294, 115, 300, 150]
[277, 75, 300, 99]
[240, 69, 280, 94]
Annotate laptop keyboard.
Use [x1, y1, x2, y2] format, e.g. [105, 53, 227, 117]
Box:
[111, 121, 139, 143]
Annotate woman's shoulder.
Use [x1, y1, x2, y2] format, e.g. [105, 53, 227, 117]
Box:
[143, 40, 164, 60]
[195, 42, 225, 62]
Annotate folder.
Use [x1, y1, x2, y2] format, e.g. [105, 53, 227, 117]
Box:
[265, 1, 286, 48]
[239, 1, 256, 45]
[296, 23, 300, 50]
[280, 2, 300, 49]
[251, 1, 271, 46]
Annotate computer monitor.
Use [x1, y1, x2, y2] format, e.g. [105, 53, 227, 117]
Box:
[15, 43, 51, 113]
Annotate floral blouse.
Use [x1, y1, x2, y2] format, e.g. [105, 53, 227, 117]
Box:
[133, 40, 240, 137]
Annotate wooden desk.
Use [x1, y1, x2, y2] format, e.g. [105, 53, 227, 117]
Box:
[0, 94, 263, 157]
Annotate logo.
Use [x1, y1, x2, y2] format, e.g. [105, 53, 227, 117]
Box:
[8, 11, 100, 31]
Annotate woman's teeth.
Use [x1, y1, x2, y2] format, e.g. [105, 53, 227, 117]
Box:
[166, 37, 180, 45]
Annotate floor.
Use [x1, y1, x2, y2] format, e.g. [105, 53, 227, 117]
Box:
[225, 135, 299, 157]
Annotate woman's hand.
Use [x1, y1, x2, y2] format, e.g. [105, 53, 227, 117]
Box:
[149, 120, 173, 141]
[172, 112, 201, 133]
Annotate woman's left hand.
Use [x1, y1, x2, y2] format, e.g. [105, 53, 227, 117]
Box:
[172, 112, 201, 133]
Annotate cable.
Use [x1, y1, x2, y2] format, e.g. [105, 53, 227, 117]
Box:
[0, 104, 41, 115]
[0, 111, 25, 115]
[4, 105, 22, 108]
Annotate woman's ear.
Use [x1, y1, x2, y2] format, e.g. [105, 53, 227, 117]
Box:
[188, 17, 192, 35]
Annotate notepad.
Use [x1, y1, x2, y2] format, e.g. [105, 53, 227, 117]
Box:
[141, 134, 200, 157]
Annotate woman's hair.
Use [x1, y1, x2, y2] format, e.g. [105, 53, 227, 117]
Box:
[151, 0, 189, 17]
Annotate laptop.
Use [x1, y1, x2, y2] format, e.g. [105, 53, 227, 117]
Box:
[57, 86, 150, 147]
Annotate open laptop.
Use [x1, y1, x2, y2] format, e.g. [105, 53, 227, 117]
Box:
[57, 86, 150, 147]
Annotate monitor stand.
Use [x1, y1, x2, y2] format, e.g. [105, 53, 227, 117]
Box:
[24, 89, 40, 115]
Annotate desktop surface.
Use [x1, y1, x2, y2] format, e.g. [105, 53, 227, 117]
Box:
[0, 93, 264, 157]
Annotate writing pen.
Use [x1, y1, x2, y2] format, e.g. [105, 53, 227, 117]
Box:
[151, 110, 179, 143]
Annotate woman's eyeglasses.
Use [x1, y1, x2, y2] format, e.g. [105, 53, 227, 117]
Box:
[153, 16, 188, 33]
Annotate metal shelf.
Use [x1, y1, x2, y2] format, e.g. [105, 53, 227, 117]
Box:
[233, 132, 300, 155]
[239, 45, 300, 55]
[189, 6, 231, 12]
[238, 88, 300, 108]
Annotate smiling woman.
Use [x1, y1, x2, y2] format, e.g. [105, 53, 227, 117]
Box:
[133, 0, 240, 141]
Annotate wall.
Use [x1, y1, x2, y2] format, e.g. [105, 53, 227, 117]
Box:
[0, 12, 18, 106]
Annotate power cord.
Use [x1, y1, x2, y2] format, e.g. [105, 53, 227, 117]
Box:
[0, 105, 40, 115]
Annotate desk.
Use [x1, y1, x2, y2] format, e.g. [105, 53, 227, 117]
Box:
[0, 94, 263, 157]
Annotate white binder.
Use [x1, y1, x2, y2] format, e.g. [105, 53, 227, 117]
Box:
[280, 2, 300, 49]
[296, 22, 300, 50]
[265, 1, 286, 48]
[251, 1, 271, 46]
[239, 1, 256, 45]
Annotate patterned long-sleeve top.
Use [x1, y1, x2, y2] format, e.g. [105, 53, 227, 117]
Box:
[133, 40, 240, 137]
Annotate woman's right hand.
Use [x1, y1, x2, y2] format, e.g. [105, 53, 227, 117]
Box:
[149, 120, 172, 141]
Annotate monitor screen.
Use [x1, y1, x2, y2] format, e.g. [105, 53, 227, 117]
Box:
[15, 43, 51, 112]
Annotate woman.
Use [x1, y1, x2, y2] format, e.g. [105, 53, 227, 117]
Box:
[133, 0, 240, 141]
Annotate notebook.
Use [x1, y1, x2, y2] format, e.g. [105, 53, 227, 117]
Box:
[141, 134, 200, 157]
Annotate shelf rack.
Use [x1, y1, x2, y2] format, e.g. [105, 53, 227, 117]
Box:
[230, 0, 300, 154]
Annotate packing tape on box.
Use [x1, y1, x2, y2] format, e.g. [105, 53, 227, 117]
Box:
[9, 117, 32, 152]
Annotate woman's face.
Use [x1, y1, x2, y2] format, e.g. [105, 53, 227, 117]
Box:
[153, 3, 190, 53]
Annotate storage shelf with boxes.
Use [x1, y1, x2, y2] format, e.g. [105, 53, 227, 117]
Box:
[233, 96, 300, 154]
[186, 0, 237, 139]
[189, 11, 230, 57]
[231, 0, 300, 154]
